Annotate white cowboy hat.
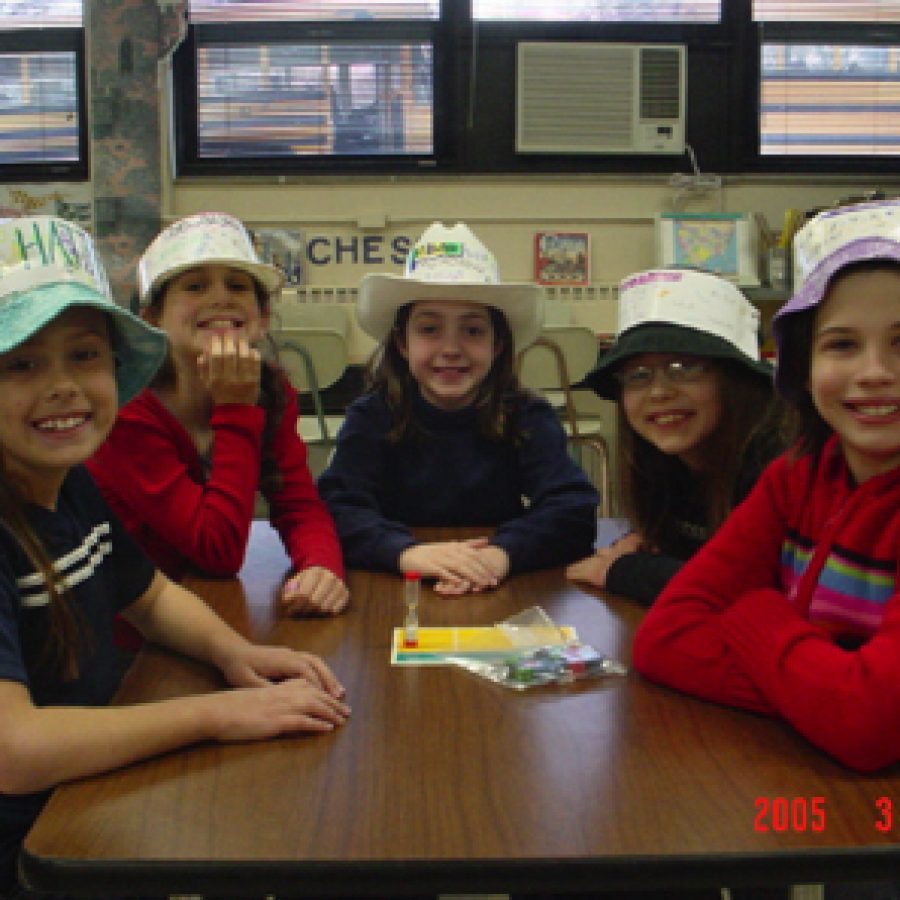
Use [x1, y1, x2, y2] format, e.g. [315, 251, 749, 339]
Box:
[357, 222, 544, 350]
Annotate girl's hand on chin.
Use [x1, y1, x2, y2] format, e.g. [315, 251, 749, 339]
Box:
[197, 333, 262, 406]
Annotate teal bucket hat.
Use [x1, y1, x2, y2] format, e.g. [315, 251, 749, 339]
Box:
[0, 216, 167, 405]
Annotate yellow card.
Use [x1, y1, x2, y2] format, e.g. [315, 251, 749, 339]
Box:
[391, 625, 578, 665]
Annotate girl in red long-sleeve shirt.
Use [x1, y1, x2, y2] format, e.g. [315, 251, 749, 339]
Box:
[633, 199, 900, 773]
[88, 213, 347, 622]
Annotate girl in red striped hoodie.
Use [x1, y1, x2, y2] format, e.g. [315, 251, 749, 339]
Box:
[634, 199, 900, 773]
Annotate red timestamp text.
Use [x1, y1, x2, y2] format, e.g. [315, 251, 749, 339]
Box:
[874, 796, 892, 832]
[754, 796, 827, 833]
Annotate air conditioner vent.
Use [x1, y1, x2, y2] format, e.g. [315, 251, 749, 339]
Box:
[640, 48, 682, 119]
[516, 42, 686, 155]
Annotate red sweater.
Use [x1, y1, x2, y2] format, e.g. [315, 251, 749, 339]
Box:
[633, 436, 900, 773]
[87, 385, 343, 582]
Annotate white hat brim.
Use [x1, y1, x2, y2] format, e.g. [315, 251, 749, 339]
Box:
[358, 273, 544, 350]
[141, 257, 284, 305]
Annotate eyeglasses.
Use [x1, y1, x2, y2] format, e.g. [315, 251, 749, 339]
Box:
[614, 359, 711, 391]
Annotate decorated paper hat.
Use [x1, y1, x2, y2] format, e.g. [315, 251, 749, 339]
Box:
[584, 268, 771, 399]
[0, 215, 167, 405]
[357, 222, 544, 350]
[138, 212, 284, 305]
[772, 199, 900, 397]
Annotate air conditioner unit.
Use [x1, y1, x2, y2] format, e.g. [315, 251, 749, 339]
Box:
[516, 42, 686, 155]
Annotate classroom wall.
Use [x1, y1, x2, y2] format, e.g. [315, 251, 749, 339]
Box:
[169, 173, 900, 338]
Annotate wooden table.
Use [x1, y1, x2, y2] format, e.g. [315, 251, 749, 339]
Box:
[21, 524, 900, 897]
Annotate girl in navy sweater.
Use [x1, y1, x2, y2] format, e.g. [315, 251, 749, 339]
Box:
[318, 222, 598, 594]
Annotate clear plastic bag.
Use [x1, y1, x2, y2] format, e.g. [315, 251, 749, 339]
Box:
[449, 641, 627, 690]
[495, 605, 568, 649]
[448, 605, 627, 690]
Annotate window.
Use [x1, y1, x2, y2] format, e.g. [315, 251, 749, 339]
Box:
[177, 0, 437, 170]
[755, 1, 900, 161]
[172, 0, 900, 176]
[0, 1, 86, 178]
[194, 41, 433, 159]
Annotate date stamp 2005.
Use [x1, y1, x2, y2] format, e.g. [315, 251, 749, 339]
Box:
[754, 796, 894, 833]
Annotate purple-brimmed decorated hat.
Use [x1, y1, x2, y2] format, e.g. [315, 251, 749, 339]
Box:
[773, 199, 900, 397]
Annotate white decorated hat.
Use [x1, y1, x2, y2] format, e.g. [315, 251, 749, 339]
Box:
[357, 222, 544, 350]
[585, 268, 770, 398]
[0, 215, 167, 405]
[772, 199, 900, 396]
[138, 212, 284, 305]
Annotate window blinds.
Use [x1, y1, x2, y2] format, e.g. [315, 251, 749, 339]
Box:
[189, 1, 438, 23]
[0, 0, 81, 28]
[472, 0, 720, 22]
[753, 1, 900, 22]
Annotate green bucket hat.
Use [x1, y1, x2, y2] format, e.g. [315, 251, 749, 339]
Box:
[0, 215, 167, 405]
[585, 268, 772, 399]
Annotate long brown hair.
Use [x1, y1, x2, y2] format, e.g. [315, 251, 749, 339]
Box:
[144, 275, 287, 496]
[617, 360, 785, 548]
[0, 466, 82, 681]
[366, 303, 529, 444]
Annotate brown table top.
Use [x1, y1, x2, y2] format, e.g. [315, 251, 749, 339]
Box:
[21, 523, 900, 896]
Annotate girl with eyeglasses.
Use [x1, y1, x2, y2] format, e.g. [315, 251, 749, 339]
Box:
[633, 200, 900, 779]
[566, 268, 785, 606]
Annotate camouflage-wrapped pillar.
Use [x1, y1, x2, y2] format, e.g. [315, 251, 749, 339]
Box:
[89, 0, 185, 307]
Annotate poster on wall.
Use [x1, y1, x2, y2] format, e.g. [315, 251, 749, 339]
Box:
[252, 228, 306, 286]
[534, 231, 590, 286]
[655, 212, 762, 287]
[0, 185, 93, 229]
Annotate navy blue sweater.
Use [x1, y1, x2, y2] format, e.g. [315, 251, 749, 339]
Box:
[318, 390, 599, 573]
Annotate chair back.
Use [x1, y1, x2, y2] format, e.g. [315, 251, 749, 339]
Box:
[517, 325, 598, 390]
[516, 326, 611, 517]
[268, 305, 351, 443]
[269, 305, 350, 394]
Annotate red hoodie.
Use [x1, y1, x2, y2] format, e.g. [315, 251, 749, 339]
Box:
[88, 383, 343, 582]
[633, 437, 900, 773]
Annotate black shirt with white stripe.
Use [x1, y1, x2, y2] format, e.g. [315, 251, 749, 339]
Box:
[0, 465, 155, 892]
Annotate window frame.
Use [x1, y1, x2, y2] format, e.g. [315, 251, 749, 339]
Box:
[173, 17, 453, 176]
[740, 18, 900, 173]
[0, 27, 87, 181]
[172, 0, 900, 177]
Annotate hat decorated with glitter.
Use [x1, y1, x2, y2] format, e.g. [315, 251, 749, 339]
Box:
[357, 222, 544, 350]
[772, 199, 900, 397]
[0, 215, 167, 405]
[138, 212, 284, 306]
